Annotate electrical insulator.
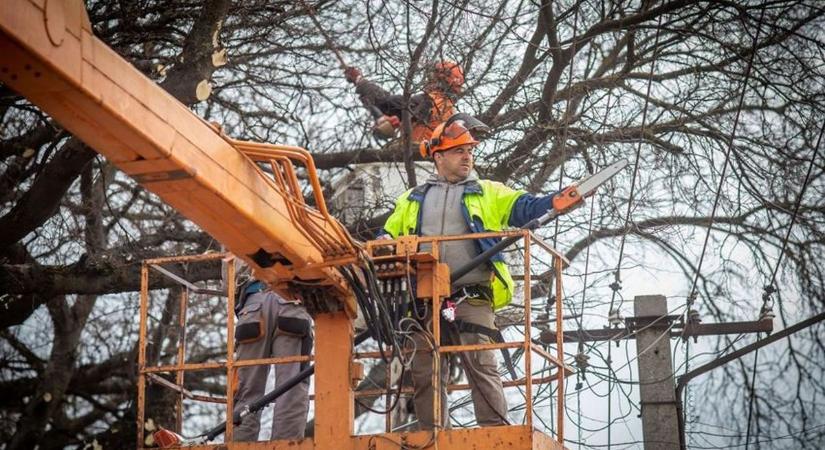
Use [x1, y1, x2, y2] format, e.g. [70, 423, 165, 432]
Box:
[759, 305, 775, 321]
[688, 308, 701, 324]
[687, 291, 698, 307]
[608, 308, 623, 327]
[574, 352, 590, 370]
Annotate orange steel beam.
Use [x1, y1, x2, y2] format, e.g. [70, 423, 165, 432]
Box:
[555, 257, 565, 443]
[524, 233, 534, 426]
[225, 260, 237, 442]
[0, 0, 356, 312]
[354, 374, 566, 398]
[137, 263, 149, 449]
[314, 312, 354, 450]
[141, 355, 314, 374]
[168, 427, 565, 450]
[175, 288, 187, 432]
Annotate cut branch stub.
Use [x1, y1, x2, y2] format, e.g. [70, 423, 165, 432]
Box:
[195, 80, 212, 101]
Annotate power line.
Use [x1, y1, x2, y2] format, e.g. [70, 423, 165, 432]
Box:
[744, 100, 825, 450]
[604, 13, 665, 448]
[606, 12, 664, 317]
[677, 309, 825, 449]
[682, 5, 769, 443]
[551, 0, 583, 250]
[684, 3, 768, 314]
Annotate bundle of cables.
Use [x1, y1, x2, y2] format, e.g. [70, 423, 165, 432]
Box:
[338, 255, 419, 414]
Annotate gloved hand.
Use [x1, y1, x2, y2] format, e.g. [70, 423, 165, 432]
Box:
[344, 66, 362, 84]
[373, 115, 400, 140]
[385, 115, 400, 128]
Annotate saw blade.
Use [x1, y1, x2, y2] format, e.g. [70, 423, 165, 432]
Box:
[576, 159, 629, 197]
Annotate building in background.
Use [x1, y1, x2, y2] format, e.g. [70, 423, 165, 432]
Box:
[330, 162, 434, 227]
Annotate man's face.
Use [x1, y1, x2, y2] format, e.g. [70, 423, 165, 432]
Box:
[434, 144, 475, 182]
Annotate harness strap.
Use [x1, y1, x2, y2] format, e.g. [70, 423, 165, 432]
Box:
[449, 285, 493, 302]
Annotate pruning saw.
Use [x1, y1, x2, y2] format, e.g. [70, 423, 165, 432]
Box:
[451, 158, 629, 282]
[550, 158, 629, 215]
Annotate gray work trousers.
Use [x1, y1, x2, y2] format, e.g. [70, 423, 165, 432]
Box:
[408, 299, 508, 429]
[232, 291, 313, 441]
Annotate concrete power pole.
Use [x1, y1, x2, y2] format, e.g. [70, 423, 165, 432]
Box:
[634, 295, 680, 450]
[540, 294, 771, 449]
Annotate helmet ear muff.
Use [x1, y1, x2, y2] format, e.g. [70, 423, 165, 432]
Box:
[429, 138, 441, 156]
[420, 138, 443, 158]
[419, 140, 431, 158]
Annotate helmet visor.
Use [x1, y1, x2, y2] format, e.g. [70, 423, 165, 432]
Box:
[444, 113, 490, 140]
[441, 120, 472, 140]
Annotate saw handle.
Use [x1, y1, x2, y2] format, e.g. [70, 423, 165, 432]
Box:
[552, 185, 584, 212]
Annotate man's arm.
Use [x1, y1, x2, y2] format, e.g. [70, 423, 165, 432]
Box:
[358, 83, 431, 124]
[345, 67, 430, 122]
[508, 192, 556, 228]
[355, 79, 402, 115]
[507, 186, 584, 228]
[345, 67, 401, 116]
[477, 180, 553, 228]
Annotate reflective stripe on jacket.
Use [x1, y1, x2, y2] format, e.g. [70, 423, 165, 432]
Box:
[382, 179, 556, 310]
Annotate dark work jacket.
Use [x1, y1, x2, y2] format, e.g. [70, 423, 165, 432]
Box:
[354, 78, 455, 142]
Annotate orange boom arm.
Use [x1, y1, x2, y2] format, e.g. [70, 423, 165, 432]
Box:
[0, 0, 357, 313]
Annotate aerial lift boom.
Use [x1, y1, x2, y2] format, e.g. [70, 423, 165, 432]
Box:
[0, 1, 575, 449]
[0, 0, 358, 313]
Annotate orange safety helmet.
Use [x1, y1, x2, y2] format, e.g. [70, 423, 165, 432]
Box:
[419, 113, 490, 158]
[430, 60, 465, 94]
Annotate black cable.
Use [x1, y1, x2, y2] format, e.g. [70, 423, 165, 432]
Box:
[766, 118, 825, 288]
[362, 261, 403, 361]
[683, 6, 769, 445]
[340, 264, 397, 364]
[602, 15, 665, 448]
[341, 267, 382, 345]
[608, 12, 664, 316]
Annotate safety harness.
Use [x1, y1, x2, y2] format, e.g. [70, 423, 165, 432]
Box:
[439, 285, 518, 381]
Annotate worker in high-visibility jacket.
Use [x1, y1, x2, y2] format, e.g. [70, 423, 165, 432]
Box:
[343, 61, 463, 142]
[380, 113, 577, 429]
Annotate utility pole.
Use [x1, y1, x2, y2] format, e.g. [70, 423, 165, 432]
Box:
[540, 294, 772, 450]
[633, 295, 680, 450]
